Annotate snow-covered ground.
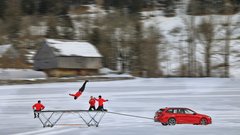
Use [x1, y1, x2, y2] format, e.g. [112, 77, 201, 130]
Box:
[0, 69, 47, 80]
[0, 78, 240, 135]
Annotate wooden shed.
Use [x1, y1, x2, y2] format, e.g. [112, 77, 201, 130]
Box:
[33, 39, 102, 77]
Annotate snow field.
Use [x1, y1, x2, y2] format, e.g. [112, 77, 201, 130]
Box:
[0, 78, 240, 135]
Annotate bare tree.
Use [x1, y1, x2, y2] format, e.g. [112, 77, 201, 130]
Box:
[142, 26, 161, 77]
[214, 2, 236, 77]
[197, 17, 214, 77]
[221, 1, 237, 77]
[222, 16, 232, 77]
[182, 16, 197, 77]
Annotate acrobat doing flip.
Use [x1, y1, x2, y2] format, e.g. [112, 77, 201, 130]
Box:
[69, 80, 88, 100]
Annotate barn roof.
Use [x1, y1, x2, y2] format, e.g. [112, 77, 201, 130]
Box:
[46, 39, 102, 57]
[0, 44, 12, 57]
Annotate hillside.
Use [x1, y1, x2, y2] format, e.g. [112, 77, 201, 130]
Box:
[0, 0, 240, 78]
[142, 10, 240, 77]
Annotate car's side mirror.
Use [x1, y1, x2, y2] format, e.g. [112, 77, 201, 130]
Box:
[193, 112, 197, 115]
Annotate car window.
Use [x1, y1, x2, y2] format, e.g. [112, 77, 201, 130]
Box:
[157, 108, 165, 113]
[173, 109, 178, 113]
[184, 109, 195, 114]
[167, 109, 173, 113]
[177, 109, 185, 114]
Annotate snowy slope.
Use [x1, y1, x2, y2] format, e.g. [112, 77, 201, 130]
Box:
[0, 78, 240, 135]
[142, 2, 240, 77]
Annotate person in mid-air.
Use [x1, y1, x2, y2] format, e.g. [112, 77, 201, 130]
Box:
[69, 80, 88, 100]
[95, 95, 108, 111]
[32, 100, 45, 118]
[88, 96, 96, 111]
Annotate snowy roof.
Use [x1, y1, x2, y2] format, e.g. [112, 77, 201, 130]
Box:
[0, 44, 12, 57]
[46, 39, 102, 57]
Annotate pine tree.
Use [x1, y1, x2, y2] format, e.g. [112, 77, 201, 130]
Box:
[89, 28, 101, 47]
[60, 15, 75, 39]
[5, 0, 22, 40]
[128, 0, 144, 14]
[187, 0, 238, 15]
[0, 0, 6, 19]
[46, 16, 59, 38]
[37, 0, 54, 15]
[21, 0, 36, 15]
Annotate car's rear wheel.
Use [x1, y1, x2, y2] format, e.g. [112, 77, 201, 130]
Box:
[200, 118, 208, 125]
[168, 118, 176, 125]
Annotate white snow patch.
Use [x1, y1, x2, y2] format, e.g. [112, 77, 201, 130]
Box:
[0, 69, 47, 80]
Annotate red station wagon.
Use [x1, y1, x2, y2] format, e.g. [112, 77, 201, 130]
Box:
[154, 107, 212, 126]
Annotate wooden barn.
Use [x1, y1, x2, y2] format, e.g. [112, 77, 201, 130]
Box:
[33, 39, 102, 77]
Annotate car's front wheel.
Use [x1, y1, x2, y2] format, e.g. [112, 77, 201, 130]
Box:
[168, 118, 176, 125]
[200, 118, 208, 125]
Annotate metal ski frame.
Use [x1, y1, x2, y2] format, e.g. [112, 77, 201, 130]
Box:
[35, 110, 106, 128]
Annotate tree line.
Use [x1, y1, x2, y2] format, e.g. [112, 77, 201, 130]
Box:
[0, 0, 239, 77]
[0, 0, 161, 77]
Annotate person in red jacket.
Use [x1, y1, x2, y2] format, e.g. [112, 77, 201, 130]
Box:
[88, 96, 96, 111]
[69, 80, 88, 100]
[32, 100, 45, 118]
[95, 95, 108, 111]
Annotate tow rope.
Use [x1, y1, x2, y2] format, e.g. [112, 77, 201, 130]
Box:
[107, 111, 153, 120]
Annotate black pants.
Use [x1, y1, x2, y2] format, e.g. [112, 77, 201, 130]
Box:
[97, 106, 107, 111]
[89, 106, 96, 111]
[34, 111, 40, 118]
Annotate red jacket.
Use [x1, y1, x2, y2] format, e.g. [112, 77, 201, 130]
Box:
[89, 99, 96, 106]
[32, 103, 45, 111]
[74, 91, 82, 97]
[95, 98, 107, 106]
[69, 91, 82, 98]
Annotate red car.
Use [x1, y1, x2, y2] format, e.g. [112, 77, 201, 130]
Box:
[154, 107, 212, 126]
